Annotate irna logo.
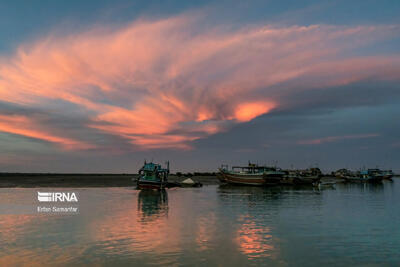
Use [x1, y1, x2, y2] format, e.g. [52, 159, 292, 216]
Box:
[37, 192, 78, 202]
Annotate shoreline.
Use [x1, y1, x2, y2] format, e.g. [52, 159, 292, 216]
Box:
[0, 173, 354, 188]
[0, 173, 220, 187]
[1, 173, 395, 188]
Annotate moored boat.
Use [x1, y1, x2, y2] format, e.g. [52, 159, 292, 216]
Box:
[342, 170, 383, 183]
[280, 168, 321, 185]
[367, 169, 385, 180]
[218, 163, 282, 186]
[369, 168, 393, 180]
[263, 168, 287, 185]
[137, 161, 169, 190]
[382, 170, 394, 180]
[297, 168, 322, 184]
[334, 168, 353, 179]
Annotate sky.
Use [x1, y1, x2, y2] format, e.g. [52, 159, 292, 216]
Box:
[0, 0, 399, 173]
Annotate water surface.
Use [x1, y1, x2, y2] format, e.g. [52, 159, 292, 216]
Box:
[1, 180, 399, 266]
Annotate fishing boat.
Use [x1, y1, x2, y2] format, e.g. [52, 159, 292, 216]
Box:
[382, 169, 394, 180]
[263, 168, 287, 185]
[368, 168, 393, 180]
[297, 168, 322, 184]
[280, 168, 321, 185]
[342, 170, 383, 183]
[334, 168, 352, 179]
[218, 163, 283, 186]
[137, 161, 169, 190]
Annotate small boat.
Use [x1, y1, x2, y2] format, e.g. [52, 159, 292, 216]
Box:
[294, 175, 321, 185]
[280, 175, 320, 185]
[218, 163, 283, 186]
[367, 169, 385, 180]
[342, 170, 383, 183]
[137, 161, 169, 190]
[280, 168, 321, 185]
[335, 168, 389, 183]
[334, 168, 352, 178]
[297, 168, 322, 184]
[369, 169, 393, 180]
[279, 170, 298, 185]
[314, 181, 336, 189]
[382, 170, 394, 180]
[263, 168, 287, 185]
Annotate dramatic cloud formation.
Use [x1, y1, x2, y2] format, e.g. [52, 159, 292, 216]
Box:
[0, 14, 399, 150]
[0, 114, 93, 150]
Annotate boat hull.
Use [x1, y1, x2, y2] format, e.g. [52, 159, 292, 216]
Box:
[219, 172, 266, 186]
[280, 176, 320, 185]
[263, 175, 283, 185]
[137, 179, 167, 190]
[383, 175, 393, 180]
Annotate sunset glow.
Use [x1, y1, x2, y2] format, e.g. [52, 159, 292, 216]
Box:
[0, 0, 397, 172]
[234, 102, 276, 122]
[0, 15, 399, 154]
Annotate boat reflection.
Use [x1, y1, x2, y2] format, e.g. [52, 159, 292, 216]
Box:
[218, 184, 284, 201]
[88, 188, 181, 261]
[218, 184, 321, 204]
[138, 189, 168, 222]
[336, 181, 384, 193]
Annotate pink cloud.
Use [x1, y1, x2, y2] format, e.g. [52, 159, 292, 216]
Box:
[233, 102, 276, 122]
[0, 115, 94, 150]
[0, 14, 399, 150]
[298, 133, 380, 145]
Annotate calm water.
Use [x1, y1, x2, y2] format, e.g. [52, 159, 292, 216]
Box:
[1, 180, 400, 266]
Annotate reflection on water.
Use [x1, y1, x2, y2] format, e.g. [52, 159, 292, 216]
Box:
[138, 189, 168, 221]
[337, 181, 385, 192]
[0, 180, 400, 266]
[195, 211, 216, 252]
[88, 188, 182, 265]
[236, 215, 275, 259]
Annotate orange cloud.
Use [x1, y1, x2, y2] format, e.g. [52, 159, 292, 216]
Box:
[0, 115, 94, 150]
[234, 102, 276, 122]
[0, 15, 399, 150]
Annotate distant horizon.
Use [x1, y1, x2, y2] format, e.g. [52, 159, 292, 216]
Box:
[0, 163, 398, 174]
